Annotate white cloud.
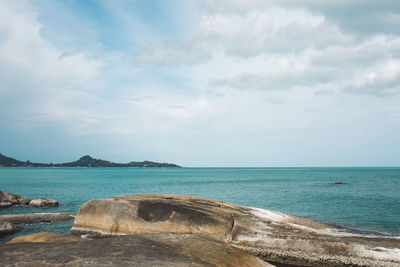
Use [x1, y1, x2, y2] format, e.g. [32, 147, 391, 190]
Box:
[0, 0, 103, 132]
[1, 0, 400, 166]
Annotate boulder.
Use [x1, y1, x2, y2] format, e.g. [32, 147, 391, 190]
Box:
[0, 191, 30, 207]
[0, 221, 21, 236]
[1, 233, 269, 266]
[3, 192, 19, 205]
[71, 194, 400, 267]
[16, 195, 31, 205]
[7, 232, 84, 244]
[0, 191, 12, 208]
[0, 213, 73, 224]
[29, 198, 58, 207]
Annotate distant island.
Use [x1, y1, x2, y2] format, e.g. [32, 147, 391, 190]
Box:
[0, 153, 181, 168]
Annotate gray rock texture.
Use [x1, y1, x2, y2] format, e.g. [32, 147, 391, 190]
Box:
[29, 198, 59, 207]
[6, 232, 84, 244]
[1, 232, 270, 267]
[0, 213, 73, 224]
[0, 221, 22, 236]
[71, 194, 400, 267]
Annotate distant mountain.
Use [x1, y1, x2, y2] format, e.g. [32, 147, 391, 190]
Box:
[0, 153, 181, 168]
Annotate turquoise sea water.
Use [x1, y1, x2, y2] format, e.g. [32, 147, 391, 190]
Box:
[1, 167, 399, 243]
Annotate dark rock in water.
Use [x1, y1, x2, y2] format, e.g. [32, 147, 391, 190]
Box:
[0, 213, 73, 224]
[15, 195, 30, 205]
[1, 233, 269, 266]
[0, 221, 22, 236]
[3, 192, 19, 205]
[0, 191, 30, 207]
[71, 194, 400, 267]
[4, 192, 30, 205]
[0, 191, 12, 208]
[0, 200, 12, 208]
[7, 232, 85, 244]
[334, 181, 345, 185]
[29, 198, 59, 207]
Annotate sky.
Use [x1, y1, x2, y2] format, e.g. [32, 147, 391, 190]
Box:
[1, 0, 400, 167]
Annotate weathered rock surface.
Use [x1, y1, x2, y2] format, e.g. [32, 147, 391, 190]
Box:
[1, 233, 270, 267]
[29, 198, 59, 207]
[6, 232, 84, 244]
[4, 192, 30, 205]
[3, 192, 19, 205]
[0, 191, 12, 208]
[0, 213, 73, 224]
[0, 221, 22, 236]
[71, 194, 400, 267]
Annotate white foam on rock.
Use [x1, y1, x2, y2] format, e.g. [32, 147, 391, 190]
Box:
[249, 207, 288, 222]
[354, 245, 400, 262]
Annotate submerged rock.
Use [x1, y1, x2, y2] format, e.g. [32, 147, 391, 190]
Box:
[1, 233, 269, 266]
[29, 198, 59, 207]
[71, 194, 400, 267]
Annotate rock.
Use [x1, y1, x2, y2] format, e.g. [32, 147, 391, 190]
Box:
[0, 221, 21, 236]
[4, 192, 30, 205]
[7, 232, 84, 244]
[0, 213, 73, 224]
[71, 194, 400, 267]
[334, 181, 344, 184]
[29, 198, 58, 207]
[0, 191, 12, 208]
[3, 192, 19, 205]
[16, 195, 30, 205]
[0, 200, 12, 208]
[0, 191, 30, 207]
[0, 233, 270, 266]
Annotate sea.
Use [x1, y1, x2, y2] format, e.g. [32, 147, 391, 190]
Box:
[1, 167, 399, 243]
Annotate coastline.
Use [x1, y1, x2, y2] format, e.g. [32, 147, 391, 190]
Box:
[2, 194, 400, 266]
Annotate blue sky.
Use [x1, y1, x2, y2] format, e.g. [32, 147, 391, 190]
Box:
[1, 0, 400, 166]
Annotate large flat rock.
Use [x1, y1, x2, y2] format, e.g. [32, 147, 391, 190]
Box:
[0, 213, 74, 224]
[6, 232, 84, 244]
[71, 194, 400, 267]
[1, 232, 270, 267]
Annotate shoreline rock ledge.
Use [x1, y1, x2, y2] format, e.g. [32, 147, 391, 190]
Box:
[70, 194, 400, 267]
[2, 232, 269, 267]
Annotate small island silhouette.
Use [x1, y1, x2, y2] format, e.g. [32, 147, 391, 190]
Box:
[0, 153, 181, 168]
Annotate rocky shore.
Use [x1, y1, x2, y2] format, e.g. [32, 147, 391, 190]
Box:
[0, 191, 59, 208]
[0, 191, 64, 237]
[1, 194, 399, 266]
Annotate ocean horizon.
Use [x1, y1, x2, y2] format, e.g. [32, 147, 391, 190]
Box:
[1, 167, 399, 243]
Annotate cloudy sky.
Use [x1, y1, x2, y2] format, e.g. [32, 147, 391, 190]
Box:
[1, 0, 400, 167]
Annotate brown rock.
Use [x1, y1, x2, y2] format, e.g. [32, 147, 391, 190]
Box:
[29, 198, 59, 207]
[71, 194, 400, 267]
[16, 195, 30, 205]
[7, 232, 84, 244]
[0, 233, 270, 267]
[0, 191, 12, 208]
[3, 192, 19, 205]
[4, 192, 30, 205]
